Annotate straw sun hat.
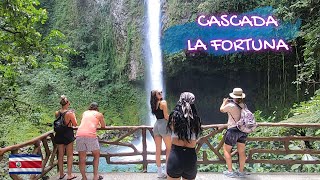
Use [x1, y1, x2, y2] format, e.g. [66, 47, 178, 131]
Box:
[229, 88, 246, 99]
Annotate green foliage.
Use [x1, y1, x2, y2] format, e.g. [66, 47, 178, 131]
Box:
[163, 0, 319, 120]
[283, 89, 320, 123]
[198, 125, 320, 173]
[254, 110, 276, 122]
[21, 68, 146, 125]
[0, 120, 42, 145]
[197, 0, 259, 14]
[1, 1, 320, 176]
[0, 0, 74, 115]
[267, 0, 320, 89]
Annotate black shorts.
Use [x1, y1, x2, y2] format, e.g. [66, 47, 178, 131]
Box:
[224, 127, 248, 146]
[167, 144, 197, 180]
[54, 127, 75, 145]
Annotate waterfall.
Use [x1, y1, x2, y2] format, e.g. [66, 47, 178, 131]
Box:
[145, 0, 164, 127]
[97, 0, 164, 171]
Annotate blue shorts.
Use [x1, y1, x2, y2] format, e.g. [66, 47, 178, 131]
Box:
[224, 127, 248, 146]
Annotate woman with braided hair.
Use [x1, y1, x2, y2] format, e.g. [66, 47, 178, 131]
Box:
[166, 92, 202, 180]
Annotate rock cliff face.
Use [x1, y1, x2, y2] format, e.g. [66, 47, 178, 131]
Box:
[108, 0, 144, 81]
[47, 0, 145, 81]
[46, 0, 201, 81]
[98, 0, 145, 81]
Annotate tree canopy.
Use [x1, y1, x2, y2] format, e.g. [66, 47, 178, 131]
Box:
[0, 0, 74, 114]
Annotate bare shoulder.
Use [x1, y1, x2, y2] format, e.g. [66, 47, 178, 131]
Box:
[227, 103, 236, 107]
[96, 112, 104, 118]
[160, 100, 167, 108]
[55, 111, 60, 117]
[65, 110, 75, 115]
[160, 100, 167, 105]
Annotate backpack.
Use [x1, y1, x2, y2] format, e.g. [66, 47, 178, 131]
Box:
[53, 111, 68, 133]
[231, 103, 258, 133]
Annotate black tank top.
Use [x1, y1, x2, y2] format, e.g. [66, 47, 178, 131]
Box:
[154, 104, 164, 119]
[54, 111, 75, 145]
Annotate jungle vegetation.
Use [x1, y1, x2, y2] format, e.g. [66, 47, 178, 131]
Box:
[0, 1, 319, 171]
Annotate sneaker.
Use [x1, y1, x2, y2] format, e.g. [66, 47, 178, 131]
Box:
[161, 165, 167, 175]
[157, 172, 167, 179]
[236, 170, 250, 175]
[236, 171, 246, 178]
[223, 170, 237, 178]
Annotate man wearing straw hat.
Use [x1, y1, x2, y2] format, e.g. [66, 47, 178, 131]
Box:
[220, 88, 248, 178]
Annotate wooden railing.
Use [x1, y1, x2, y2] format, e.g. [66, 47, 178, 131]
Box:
[0, 131, 57, 180]
[0, 123, 320, 179]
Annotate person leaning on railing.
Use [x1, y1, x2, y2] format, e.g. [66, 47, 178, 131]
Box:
[166, 92, 202, 180]
[53, 95, 77, 180]
[76, 102, 106, 180]
[220, 88, 248, 178]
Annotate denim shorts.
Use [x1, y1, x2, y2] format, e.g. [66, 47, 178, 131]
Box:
[224, 127, 248, 146]
[167, 144, 197, 179]
[153, 119, 170, 137]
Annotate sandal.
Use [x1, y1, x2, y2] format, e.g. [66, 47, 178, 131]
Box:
[59, 173, 66, 179]
[67, 175, 77, 180]
[98, 175, 103, 180]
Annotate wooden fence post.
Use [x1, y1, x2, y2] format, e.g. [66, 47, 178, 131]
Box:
[142, 128, 147, 172]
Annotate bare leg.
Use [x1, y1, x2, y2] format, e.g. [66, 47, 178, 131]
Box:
[154, 135, 162, 168]
[92, 149, 100, 180]
[237, 143, 246, 172]
[162, 135, 171, 164]
[57, 144, 65, 178]
[167, 176, 180, 180]
[79, 151, 87, 180]
[65, 142, 75, 179]
[223, 143, 233, 172]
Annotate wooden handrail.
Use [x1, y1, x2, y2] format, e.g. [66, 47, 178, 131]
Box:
[0, 131, 54, 156]
[0, 123, 319, 179]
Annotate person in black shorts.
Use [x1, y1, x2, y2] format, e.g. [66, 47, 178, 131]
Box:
[53, 95, 77, 180]
[220, 88, 248, 178]
[166, 92, 202, 180]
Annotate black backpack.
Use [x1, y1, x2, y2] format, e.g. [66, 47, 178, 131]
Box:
[54, 111, 68, 133]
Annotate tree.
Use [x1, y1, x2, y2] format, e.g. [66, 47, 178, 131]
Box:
[273, 0, 320, 92]
[0, 0, 74, 114]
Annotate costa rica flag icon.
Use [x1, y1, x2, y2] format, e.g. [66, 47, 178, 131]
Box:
[9, 154, 42, 174]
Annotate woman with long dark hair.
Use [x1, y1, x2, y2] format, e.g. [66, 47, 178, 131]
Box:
[53, 95, 77, 180]
[220, 88, 248, 178]
[150, 90, 171, 178]
[166, 92, 202, 180]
